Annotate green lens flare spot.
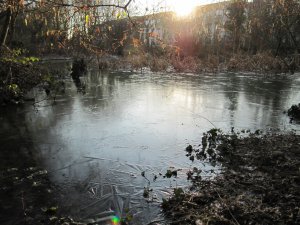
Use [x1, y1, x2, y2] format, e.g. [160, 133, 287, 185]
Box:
[111, 216, 120, 224]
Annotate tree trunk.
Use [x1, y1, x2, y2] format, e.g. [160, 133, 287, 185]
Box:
[8, 5, 20, 47]
[275, 37, 282, 57]
[286, 28, 299, 54]
[0, 6, 12, 47]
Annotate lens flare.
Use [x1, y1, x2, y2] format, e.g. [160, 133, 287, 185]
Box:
[111, 216, 120, 225]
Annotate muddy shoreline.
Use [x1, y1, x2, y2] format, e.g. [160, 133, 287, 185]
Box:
[162, 130, 300, 225]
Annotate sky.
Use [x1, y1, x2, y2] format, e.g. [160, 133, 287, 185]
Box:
[131, 0, 218, 16]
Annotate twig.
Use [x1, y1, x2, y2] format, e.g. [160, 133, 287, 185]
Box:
[215, 190, 240, 225]
[179, 106, 217, 128]
[21, 191, 26, 216]
[32, 96, 48, 105]
[146, 219, 165, 225]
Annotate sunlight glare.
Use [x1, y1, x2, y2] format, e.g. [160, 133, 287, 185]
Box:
[171, 0, 198, 17]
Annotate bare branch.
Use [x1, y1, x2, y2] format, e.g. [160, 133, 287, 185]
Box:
[44, 0, 133, 10]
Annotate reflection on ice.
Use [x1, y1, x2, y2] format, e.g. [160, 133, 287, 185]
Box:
[1, 69, 300, 224]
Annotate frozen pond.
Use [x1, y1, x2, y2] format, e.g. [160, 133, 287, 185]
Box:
[1, 67, 300, 224]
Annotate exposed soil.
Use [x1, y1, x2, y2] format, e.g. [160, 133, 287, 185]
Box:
[162, 130, 300, 225]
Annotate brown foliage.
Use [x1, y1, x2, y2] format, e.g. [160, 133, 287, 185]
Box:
[227, 52, 288, 74]
[171, 56, 199, 73]
[149, 57, 169, 72]
[126, 53, 148, 70]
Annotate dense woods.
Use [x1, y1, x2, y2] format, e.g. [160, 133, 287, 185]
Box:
[1, 0, 299, 56]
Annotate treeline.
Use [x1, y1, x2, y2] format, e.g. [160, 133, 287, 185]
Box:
[1, 1, 299, 58]
[88, 0, 300, 73]
[0, 0, 133, 54]
[192, 0, 300, 58]
[0, 0, 299, 72]
[170, 0, 300, 72]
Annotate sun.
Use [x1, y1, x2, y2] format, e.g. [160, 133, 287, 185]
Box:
[171, 0, 199, 17]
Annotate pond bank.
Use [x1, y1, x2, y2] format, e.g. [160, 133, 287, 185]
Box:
[162, 131, 300, 225]
[93, 52, 299, 75]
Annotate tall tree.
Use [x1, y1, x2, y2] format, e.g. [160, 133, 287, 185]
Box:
[1, 0, 134, 49]
[225, 0, 247, 54]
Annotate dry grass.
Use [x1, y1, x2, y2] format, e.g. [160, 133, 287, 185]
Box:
[149, 57, 169, 72]
[171, 56, 199, 73]
[94, 51, 297, 75]
[227, 52, 289, 74]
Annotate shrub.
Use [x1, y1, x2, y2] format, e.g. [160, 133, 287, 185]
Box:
[171, 56, 199, 73]
[0, 47, 42, 104]
[287, 103, 300, 120]
[149, 56, 169, 72]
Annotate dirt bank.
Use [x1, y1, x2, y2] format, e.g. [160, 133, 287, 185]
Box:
[163, 130, 300, 225]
